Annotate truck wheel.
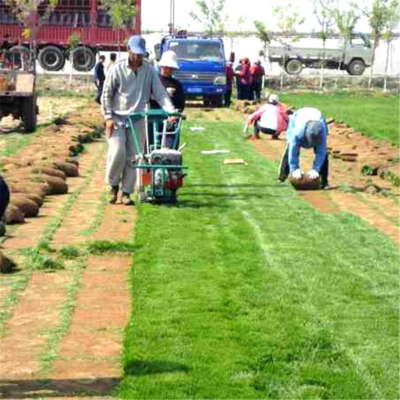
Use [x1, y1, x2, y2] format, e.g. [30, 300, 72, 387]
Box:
[22, 95, 37, 133]
[347, 59, 365, 76]
[285, 59, 303, 75]
[38, 46, 65, 71]
[72, 47, 96, 72]
[210, 94, 223, 108]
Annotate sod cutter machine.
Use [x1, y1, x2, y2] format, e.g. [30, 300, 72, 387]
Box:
[127, 108, 187, 203]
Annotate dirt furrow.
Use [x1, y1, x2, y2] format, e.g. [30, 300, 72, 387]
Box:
[52, 142, 107, 250]
[51, 256, 130, 385]
[0, 272, 74, 380]
[2, 142, 104, 252]
[330, 191, 399, 242]
[252, 135, 399, 243]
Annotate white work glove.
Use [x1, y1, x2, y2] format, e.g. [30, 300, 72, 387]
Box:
[166, 87, 176, 96]
[307, 169, 320, 180]
[292, 169, 303, 180]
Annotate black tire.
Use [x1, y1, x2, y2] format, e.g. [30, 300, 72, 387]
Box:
[285, 59, 303, 75]
[210, 94, 223, 108]
[347, 59, 366, 76]
[203, 97, 211, 107]
[38, 46, 65, 71]
[72, 47, 96, 72]
[21, 95, 37, 133]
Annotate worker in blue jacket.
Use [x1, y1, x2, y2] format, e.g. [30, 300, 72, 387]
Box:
[278, 107, 329, 188]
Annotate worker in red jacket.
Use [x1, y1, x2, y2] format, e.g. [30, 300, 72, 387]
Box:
[239, 58, 252, 100]
[250, 60, 265, 101]
[225, 61, 235, 106]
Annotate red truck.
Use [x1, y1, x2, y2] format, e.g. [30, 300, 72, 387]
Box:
[0, 0, 141, 72]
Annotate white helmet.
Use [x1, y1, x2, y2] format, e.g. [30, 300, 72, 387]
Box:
[158, 50, 180, 70]
[268, 94, 279, 105]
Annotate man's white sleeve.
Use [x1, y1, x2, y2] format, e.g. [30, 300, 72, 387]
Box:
[101, 67, 116, 120]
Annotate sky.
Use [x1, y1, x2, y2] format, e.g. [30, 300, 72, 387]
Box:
[141, 0, 374, 34]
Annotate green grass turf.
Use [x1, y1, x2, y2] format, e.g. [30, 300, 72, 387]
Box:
[280, 92, 399, 145]
[119, 112, 399, 399]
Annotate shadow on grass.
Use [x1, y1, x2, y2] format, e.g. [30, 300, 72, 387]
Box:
[182, 192, 290, 199]
[0, 378, 119, 398]
[174, 199, 229, 209]
[125, 360, 190, 376]
[186, 184, 288, 189]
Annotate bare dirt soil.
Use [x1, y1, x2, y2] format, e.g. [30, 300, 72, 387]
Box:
[0, 99, 134, 399]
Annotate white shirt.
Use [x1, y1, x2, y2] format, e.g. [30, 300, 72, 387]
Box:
[259, 104, 278, 130]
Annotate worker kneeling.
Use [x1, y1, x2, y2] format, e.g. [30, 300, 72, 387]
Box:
[278, 107, 329, 189]
[244, 94, 289, 140]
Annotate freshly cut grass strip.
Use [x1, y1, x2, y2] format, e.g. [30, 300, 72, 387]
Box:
[120, 116, 399, 399]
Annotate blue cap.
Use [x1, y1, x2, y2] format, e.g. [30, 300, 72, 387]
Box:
[127, 35, 146, 55]
[303, 121, 323, 148]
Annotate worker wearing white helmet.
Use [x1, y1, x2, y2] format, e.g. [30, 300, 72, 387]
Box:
[244, 93, 289, 140]
[152, 51, 185, 112]
[149, 50, 185, 149]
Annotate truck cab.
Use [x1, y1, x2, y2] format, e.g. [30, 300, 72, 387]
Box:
[158, 32, 227, 107]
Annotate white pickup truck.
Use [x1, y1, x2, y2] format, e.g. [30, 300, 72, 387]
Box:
[268, 34, 373, 76]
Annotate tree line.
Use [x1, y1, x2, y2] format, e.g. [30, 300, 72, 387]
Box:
[189, 0, 400, 89]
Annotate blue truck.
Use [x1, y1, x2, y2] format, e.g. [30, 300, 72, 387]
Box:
[157, 33, 227, 107]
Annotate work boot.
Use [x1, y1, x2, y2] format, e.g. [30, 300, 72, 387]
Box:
[121, 193, 135, 206]
[109, 186, 119, 204]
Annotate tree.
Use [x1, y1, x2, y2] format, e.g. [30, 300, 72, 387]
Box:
[332, 4, 359, 72]
[221, 15, 247, 55]
[67, 32, 81, 86]
[99, 0, 137, 55]
[313, 0, 338, 89]
[382, 0, 400, 91]
[273, 4, 305, 89]
[254, 20, 272, 68]
[6, 0, 58, 67]
[363, 0, 397, 88]
[189, 0, 225, 35]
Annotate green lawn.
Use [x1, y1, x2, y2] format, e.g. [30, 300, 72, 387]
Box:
[279, 92, 399, 145]
[119, 111, 399, 399]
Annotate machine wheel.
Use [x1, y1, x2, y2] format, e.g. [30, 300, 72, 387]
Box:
[72, 47, 96, 72]
[21, 95, 37, 133]
[169, 190, 177, 204]
[285, 59, 303, 75]
[347, 59, 366, 76]
[38, 46, 65, 71]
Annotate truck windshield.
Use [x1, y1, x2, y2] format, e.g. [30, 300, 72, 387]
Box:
[168, 41, 223, 61]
